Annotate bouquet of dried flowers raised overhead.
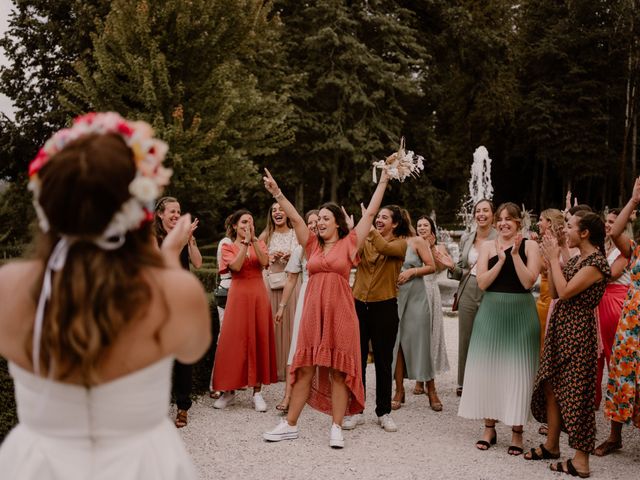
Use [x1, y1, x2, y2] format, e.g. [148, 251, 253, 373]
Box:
[372, 137, 425, 183]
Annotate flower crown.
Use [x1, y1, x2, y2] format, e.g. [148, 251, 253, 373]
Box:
[372, 137, 425, 183]
[28, 112, 172, 244]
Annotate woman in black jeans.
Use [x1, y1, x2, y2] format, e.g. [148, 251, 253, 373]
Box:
[154, 196, 203, 427]
[349, 204, 408, 433]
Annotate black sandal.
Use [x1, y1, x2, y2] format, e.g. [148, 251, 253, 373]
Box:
[476, 424, 497, 450]
[525, 443, 560, 460]
[508, 427, 524, 456]
[549, 459, 590, 478]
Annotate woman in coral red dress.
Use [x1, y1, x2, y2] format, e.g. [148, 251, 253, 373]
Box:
[211, 209, 278, 412]
[262, 167, 390, 449]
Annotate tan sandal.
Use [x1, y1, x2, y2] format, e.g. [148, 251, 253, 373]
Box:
[413, 383, 425, 395]
[427, 390, 443, 412]
[391, 390, 405, 410]
[175, 409, 188, 428]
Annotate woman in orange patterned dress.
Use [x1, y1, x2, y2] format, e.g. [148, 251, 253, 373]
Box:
[262, 167, 390, 449]
[595, 178, 640, 456]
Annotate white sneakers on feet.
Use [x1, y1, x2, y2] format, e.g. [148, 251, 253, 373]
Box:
[342, 413, 365, 430]
[329, 423, 344, 449]
[252, 392, 267, 412]
[377, 414, 398, 432]
[263, 418, 299, 442]
[213, 391, 235, 409]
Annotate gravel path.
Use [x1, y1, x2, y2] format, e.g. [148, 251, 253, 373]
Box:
[175, 314, 639, 479]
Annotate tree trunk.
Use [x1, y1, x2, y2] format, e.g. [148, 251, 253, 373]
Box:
[329, 162, 339, 203]
[295, 182, 304, 212]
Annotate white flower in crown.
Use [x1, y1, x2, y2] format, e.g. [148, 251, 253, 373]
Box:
[129, 176, 160, 203]
[28, 112, 172, 237]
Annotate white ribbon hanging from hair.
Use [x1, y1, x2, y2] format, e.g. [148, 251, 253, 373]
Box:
[32, 234, 125, 376]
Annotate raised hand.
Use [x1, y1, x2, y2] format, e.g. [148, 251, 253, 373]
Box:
[511, 233, 523, 255]
[262, 168, 280, 196]
[495, 239, 506, 263]
[341, 206, 355, 230]
[161, 214, 192, 265]
[565, 190, 572, 211]
[632, 177, 640, 204]
[541, 230, 560, 260]
[433, 248, 454, 269]
[189, 217, 199, 239]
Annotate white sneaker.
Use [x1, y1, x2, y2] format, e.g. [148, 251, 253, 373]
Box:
[252, 392, 267, 412]
[263, 418, 299, 442]
[213, 391, 235, 409]
[377, 414, 398, 432]
[342, 413, 365, 430]
[329, 423, 344, 449]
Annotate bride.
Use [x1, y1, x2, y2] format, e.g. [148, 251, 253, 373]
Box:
[0, 112, 211, 479]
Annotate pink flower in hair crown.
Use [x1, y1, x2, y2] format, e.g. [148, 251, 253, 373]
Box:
[28, 112, 173, 237]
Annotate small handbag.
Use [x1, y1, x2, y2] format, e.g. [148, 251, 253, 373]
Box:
[213, 271, 229, 309]
[451, 261, 477, 312]
[267, 230, 295, 290]
[267, 271, 287, 289]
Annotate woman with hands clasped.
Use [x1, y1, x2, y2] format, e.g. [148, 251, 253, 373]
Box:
[211, 210, 278, 412]
[458, 203, 541, 456]
[262, 167, 390, 449]
[526, 211, 610, 479]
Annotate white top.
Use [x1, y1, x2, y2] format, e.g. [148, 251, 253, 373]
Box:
[607, 247, 631, 286]
[468, 245, 480, 276]
[0, 358, 196, 480]
[217, 237, 233, 288]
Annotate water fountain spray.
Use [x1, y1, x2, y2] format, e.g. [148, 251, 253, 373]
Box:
[459, 146, 494, 232]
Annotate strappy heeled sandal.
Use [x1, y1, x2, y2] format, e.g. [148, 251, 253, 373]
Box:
[175, 409, 188, 428]
[275, 397, 290, 414]
[549, 459, 590, 478]
[476, 424, 497, 450]
[508, 427, 524, 456]
[413, 383, 425, 395]
[391, 390, 405, 410]
[524, 443, 560, 460]
[427, 390, 443, 412]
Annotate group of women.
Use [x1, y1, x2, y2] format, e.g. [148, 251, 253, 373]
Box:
[0, 111, 638, 479]
[447, 195, 640, 478]
[204, 166, 452, 448]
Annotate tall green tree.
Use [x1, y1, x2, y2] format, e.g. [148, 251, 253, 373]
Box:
[269, 0, 427, 212]
[62, 0, 295, 230]
[516, 0, 633, 209]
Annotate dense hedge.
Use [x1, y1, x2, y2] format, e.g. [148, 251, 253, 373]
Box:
[0, 300, 221, 444]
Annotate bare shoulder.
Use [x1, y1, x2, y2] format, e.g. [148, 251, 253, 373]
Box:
[525, 239, 540, 252]
[154, 267, 207, 300]
[0, 260, 42, 294]
[478, 238, 495, 254]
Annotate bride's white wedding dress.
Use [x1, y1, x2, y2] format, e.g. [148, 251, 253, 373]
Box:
[0, 357, 196, 480]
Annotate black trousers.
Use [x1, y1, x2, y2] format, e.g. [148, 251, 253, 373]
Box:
[355, 298, 399, 417]
[173, 361, 193, 411]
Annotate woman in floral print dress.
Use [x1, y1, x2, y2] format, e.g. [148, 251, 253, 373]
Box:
[526, 212, 610, 478]
[595, 178, 640, 457]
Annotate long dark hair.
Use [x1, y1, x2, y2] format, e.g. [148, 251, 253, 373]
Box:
[417, 215, 438, 244]
[317, 202, 349, 244]
[574, 211, 606, 256]
[228, 209, 252, 240]
[153, 196, 179, 245]
[380, 204, 410, 237]
[32, 132, 163, 385]
[262, 202, 293, 246]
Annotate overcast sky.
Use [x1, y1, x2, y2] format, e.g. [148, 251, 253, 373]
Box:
[0, 1, 15, 120]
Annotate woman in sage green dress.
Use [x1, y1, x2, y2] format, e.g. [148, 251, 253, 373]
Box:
[391, 213, 436, 410]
